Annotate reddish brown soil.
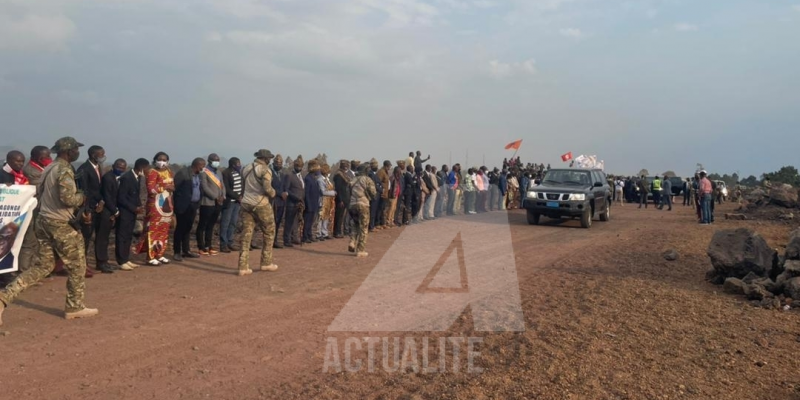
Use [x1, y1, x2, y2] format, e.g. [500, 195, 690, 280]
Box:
[1, 203, 799, 400]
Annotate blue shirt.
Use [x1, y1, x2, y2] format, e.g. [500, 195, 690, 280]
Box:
[191, 174, 201, 202]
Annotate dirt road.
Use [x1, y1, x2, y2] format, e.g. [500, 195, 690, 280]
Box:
[1, 204, 799, 400]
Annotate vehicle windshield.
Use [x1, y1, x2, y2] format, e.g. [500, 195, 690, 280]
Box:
[542, 170, 591, 186]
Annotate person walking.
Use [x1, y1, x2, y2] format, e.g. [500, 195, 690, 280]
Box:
[116, 158, 147, 271]
[347, 164, 377, 257]
[0, 137, 99, 325]
[238, 149, 278, 276]
[220, 157, 243, 253]
[658, 175, 672, 210]
[171, 158, 204, 262]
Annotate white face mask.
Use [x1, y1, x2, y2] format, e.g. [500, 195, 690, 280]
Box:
[155, 161, 168, 169]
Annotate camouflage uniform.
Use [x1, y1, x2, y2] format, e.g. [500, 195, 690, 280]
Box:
[348, 166, 377, 254]
[0, 140, 88, 313]
[238, 152, 277, 272]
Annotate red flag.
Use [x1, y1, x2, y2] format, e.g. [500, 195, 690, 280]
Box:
[561, 152, 573, 162]
[505, 139, 522, 150]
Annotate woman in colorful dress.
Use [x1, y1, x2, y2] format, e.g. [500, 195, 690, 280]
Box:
[139, 152, 175, 265]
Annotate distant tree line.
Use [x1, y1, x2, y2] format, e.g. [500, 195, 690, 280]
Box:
[705, 165, 799, 188]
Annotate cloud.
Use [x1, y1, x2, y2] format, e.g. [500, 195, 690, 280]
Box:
[352, 0, 440, 27]
[559, 28, 583, 39]
[472, 0, 497, 8]
[488, 59, 536, 79]
[793, 5, 800, 12]
[646, 9, 658, 19]
[206, 0, 286, 21]
[674, 23, 698, 32]
[0, 14, 76, 51]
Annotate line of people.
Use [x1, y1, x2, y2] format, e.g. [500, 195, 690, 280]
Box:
[0, 137, 550, 326]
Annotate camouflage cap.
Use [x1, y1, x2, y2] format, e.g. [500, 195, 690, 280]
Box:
[254, 149, 274, 159]
[51, 136, 84, 153]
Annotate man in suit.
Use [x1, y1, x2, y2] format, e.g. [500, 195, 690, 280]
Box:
[367, 159, 383, 232]
[332, 160, 351, 238]
[116, 158, 147, 270]
[302, 160, 322, 244]
[95, 159, 128, 273]
[172, 158, 205, 261]
[76, 145, 107, 274]
[281, 156, 305, 248]
[271, 155, 286, 249]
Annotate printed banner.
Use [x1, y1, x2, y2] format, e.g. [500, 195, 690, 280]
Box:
[0, 185, 38, 274]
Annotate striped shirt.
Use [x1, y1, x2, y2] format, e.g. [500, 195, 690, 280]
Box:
[230, 170, 243, 200]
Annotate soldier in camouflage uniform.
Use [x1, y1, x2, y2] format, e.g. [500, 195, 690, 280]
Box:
[348, 164, 377, 257]
[237, 149, 278, 276]
[0, 137, 99, 326]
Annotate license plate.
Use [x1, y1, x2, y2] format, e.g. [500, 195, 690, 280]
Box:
[546, 201, 559, 208]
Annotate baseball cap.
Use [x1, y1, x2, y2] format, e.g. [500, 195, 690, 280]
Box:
[51, 137, 84, 153]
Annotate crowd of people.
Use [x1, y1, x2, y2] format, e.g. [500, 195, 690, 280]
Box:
[610, 172, 721, 223]
[0, 139, 549, 326]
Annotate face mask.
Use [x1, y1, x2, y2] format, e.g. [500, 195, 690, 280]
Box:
[113, 169, 124, 177]
[155, 161, 168, 169]
[40, 157, 53, 167]
[210, 161, 220, 169]
[96, 156, 107, 164]
[234, 165, 242, 172]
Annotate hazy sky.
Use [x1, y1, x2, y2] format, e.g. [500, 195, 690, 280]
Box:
[1, 0, 799, 177]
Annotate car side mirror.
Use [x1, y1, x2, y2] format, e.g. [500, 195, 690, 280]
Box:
[594, 182, 603, 187]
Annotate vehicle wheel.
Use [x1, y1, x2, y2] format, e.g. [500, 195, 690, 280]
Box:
[526, 210, 540, 225]
[600, 205, 610, 221]
[580, 208, 592, 228]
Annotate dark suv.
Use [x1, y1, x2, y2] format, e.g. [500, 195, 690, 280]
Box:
[522, 168, 612, 228]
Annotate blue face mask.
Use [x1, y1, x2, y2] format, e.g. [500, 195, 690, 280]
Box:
[113, 169, 124, 176]
[234, 165, 242, 172]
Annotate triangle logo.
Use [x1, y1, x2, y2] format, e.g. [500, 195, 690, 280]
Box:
[416, 233, 468, 293]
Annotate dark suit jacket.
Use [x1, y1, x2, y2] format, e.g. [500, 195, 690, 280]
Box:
[117, 170, 141, 214]
[0, 170, 13, 185]
[76, 160, 102, 208]
[333, 172, 350, 206]
[173, 167, 196, 214]
[100, 171, 120, 214]
[282, 170, 305, 205]
[304, 173, 322, 212]
[271, 167, 285, 207]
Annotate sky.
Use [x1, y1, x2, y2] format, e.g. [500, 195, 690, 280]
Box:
[1, 0, 799, 178]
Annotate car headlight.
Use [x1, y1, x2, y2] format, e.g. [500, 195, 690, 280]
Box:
[570, 193, 586, 201]
[527, 191, 538, 199]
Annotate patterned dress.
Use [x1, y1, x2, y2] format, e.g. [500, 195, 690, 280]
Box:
[138, 168, 174, 260]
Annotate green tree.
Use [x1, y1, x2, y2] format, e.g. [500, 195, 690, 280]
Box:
[740, 175, 759, 187]
[762, 166, 800, 186]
